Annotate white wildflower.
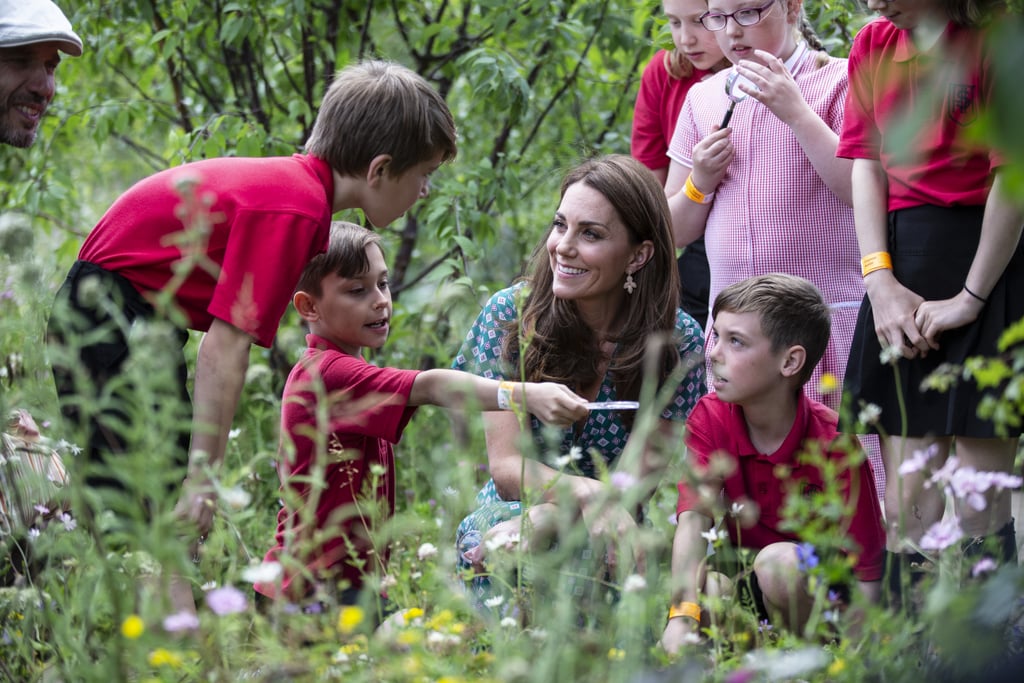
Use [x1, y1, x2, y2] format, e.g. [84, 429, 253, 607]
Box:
[622, 574, 647, 593]
[220, 486, 251, 510]
[879, 344, 903, 365]
[500, 617, 518, 628]
[417, 542, 438, 561]
[857, 403, 882, 426]
[59, 512, 76, 531]
[484, 530, 521, 552]
[484, 595, 505, 608]
[700, 527, 724, 544]
[241, 561, 283, 584]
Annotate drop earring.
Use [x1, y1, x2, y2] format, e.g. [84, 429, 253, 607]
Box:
[623, 272, 637, 294]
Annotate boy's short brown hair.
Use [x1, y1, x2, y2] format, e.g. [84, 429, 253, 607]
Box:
[712, 273, 830, 386]
[296, 221, 383, 297]
[305, 60, 457, 178]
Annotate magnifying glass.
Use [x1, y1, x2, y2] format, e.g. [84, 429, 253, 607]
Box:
[720, 70, 754, 128]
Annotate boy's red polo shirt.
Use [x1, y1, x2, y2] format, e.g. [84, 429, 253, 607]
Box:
[677, 393, 885, 582]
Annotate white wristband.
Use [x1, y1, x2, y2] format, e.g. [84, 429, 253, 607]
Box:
[497, 381, 515, 410]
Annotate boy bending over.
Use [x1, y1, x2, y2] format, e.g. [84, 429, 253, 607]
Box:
[255, 223, 589, 603]
[661, 274, 884, 653]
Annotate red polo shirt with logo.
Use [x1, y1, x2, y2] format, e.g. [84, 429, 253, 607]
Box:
[837, 17, 997, 211]
[676, 393, 884, 582]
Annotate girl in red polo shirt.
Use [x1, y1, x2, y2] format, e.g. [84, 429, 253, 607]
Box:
[838, 0, 1022, 604]
[632, 0, 729, 330]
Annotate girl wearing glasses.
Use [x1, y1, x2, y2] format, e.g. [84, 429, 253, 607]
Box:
[632, 0, 730, 331]
[663, 1, 884, 490]
[839, 0, 1021, 608]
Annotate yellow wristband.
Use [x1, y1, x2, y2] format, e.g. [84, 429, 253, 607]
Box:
[668, 601, 701, 623]
[683, 174, 714, 205]
[860, 251, 892, 277]
[497, 381, 516, 410]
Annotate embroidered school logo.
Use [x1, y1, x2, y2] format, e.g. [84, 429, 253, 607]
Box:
[947, 84, 977, 127]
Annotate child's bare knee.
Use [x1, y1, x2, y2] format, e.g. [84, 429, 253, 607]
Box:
[753, 542, 800, 598]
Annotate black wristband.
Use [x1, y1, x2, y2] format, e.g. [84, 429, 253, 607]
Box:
[963, 284, 988, 304]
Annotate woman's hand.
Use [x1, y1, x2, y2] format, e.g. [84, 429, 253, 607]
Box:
[461, 504, 559, 569]
[581, 499, 645, 573]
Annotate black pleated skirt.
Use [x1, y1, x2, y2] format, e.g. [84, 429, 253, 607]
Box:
[845, 205, 1024, 438]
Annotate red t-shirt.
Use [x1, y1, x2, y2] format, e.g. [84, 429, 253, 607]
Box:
[256, 334, 420, 600]
[78, 154, 334, 347]
[837, 18, 996, 211]
[631, 50, 714, 171]
[676, 393, 884, 582]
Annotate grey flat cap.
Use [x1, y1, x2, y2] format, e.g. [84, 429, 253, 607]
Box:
[0, 0, 83, 56]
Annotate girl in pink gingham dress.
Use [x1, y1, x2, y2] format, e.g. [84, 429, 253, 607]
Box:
[663, 0, 883, 494]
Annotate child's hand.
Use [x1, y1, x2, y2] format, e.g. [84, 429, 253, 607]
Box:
[736, 49, 808, 126]
[175, 475, 218, 538]
[864, 271, 929, 359]
[692, 127, 733, 193]
[522, 382, 589, 426]
[914, 289, 985, 348]
[660, 614, 701, 656]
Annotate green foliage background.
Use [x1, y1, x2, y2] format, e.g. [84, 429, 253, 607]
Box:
[3, 1, 1024, 681]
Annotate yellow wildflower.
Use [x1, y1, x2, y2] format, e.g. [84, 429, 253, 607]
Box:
[607, 648, 625, 661]
[828, 658, 846, 676]
[818, 372, 839, 394]
[147, 648, 183, 668]
[398, 629, 424, 647]
[337, 605, 364, 634]
[402, 607, 425, 624]
[121, 615, 144, 639]
[427, 608, 455, 630]
[402, 654, 422, 675]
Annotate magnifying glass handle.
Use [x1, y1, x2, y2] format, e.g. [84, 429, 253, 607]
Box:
[720, 103, 736, 129]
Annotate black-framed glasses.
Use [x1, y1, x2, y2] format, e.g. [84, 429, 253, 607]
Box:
[699, 0, 777, 31]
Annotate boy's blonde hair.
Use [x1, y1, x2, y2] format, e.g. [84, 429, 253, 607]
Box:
[712, 273, 830, 386]
[306, 60, 457, 178]
[296, 222, 383, 297]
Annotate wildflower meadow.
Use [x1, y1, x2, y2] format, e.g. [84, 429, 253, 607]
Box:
[3, 1, 1024, 682]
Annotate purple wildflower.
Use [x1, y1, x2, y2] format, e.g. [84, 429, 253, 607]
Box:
[205, 585, 248, 615]
[795, 542, 819, 572]
[971, 557, 998, 578]
[162, 610, 200, 633]
[897, 444, 938, 475]
[725, 669, 757, 683]
[920, 518, 963, 552]
[610, 471, 637, 491]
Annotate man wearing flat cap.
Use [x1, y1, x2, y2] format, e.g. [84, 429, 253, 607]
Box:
[0, 0, 83, 148]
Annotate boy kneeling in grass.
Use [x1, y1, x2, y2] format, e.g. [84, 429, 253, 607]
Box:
[661, 273, 885, 653]
[255, 222, 590, 606]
